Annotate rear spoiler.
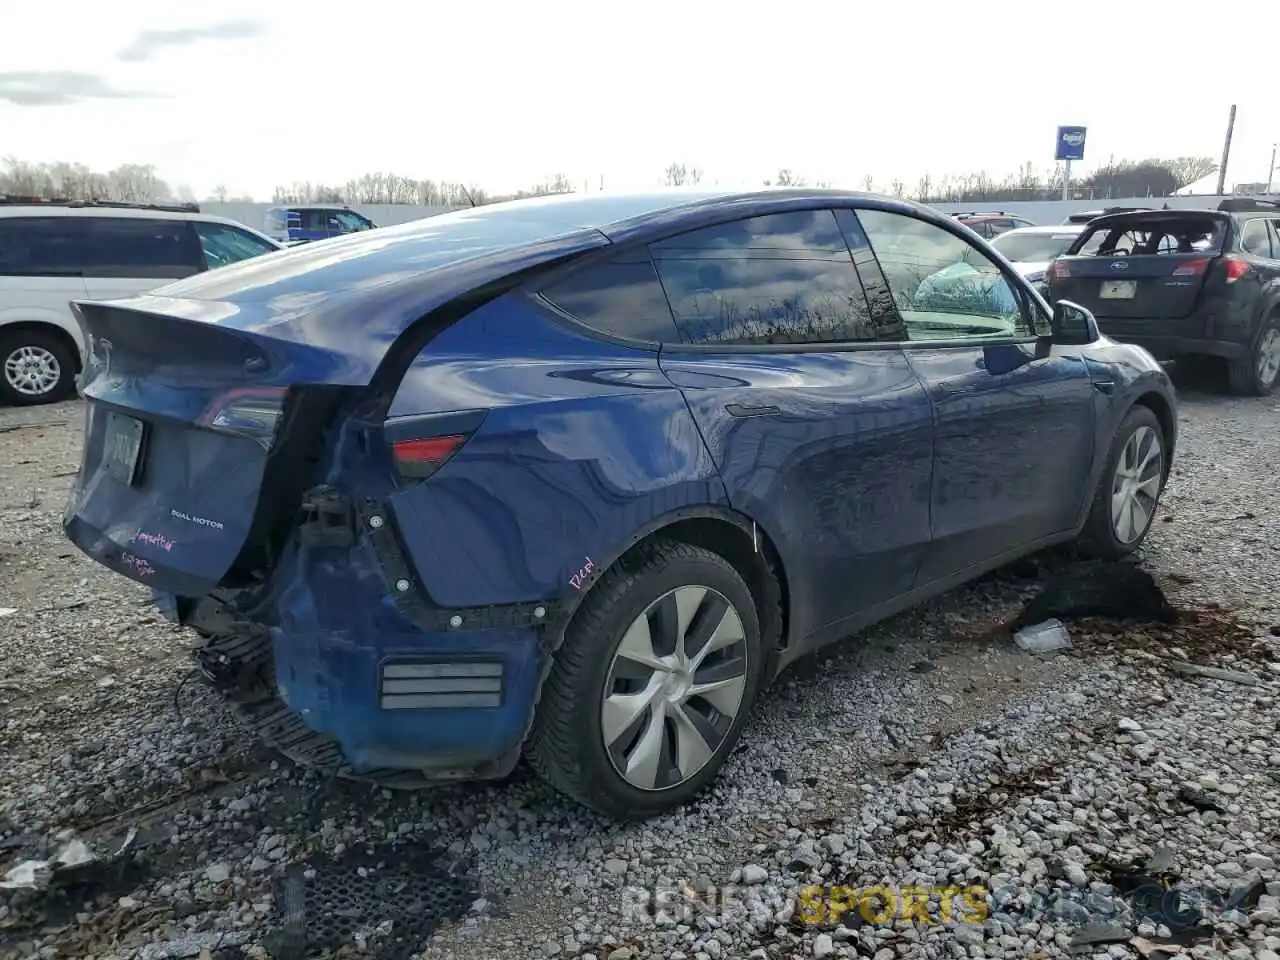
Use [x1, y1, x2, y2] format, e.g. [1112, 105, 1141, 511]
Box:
[1064, 206, 1157, 224]
[1217, 197, 1280, 213]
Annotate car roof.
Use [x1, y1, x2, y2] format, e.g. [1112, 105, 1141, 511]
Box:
[267, 204, 360, 211]
[138, 187, 944, 312]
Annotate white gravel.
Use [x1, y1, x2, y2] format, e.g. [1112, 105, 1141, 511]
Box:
[1, 379, 1278, 960]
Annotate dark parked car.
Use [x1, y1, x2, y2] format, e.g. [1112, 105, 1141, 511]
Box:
[63, 189, 1177, 819]
[1046, 198, 1280, 395]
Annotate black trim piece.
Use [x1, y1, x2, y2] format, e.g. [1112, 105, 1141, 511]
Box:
[353, 496, 567, 633]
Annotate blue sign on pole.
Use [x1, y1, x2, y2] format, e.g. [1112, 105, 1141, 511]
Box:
[1055, 126, 1087, 162]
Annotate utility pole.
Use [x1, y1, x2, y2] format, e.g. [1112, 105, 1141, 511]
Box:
[1216, 104, 1236, 196]
[1267, 143, 1276, 194]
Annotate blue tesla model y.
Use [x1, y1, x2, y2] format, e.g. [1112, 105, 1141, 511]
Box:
[63, 189, 1176, 818]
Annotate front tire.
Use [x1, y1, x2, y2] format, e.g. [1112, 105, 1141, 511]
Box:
[1076, 405, 1166, 560]
[1227, 313, 1280, 397]
[527, 540, 764, 819]
[0, 329, 77, 406]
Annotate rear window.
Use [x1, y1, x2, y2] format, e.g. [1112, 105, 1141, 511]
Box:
[1072, 216, 1225, 257]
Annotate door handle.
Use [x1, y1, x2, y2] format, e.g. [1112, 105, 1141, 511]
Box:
[725, 403, 780, 418]
[1091, 379, 1115, 394]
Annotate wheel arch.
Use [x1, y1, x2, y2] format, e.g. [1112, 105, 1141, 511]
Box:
[1129, 389, 1176, 481]
[561, 505, 791, 675]
[0, 318, 84, 373]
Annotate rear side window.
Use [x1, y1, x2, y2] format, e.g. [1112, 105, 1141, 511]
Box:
[1240, 219, 1273, 257]
[0, 217, 84, 275]
[81, 217, 203, 278]
[1074, 217, 1225, 257]
[540, 249, 679, 342]
[0, 216, 201, 278]
[648, 209, 879, 346]
[195, 221, 279, 269]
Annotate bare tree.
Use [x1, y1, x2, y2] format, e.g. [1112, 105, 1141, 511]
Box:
[1165, 156, 1219, 190]
[663, 162, 703, 187]
[860, 174, 875, 192]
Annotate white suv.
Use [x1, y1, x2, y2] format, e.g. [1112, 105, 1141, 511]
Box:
[0, 200, 282, 406]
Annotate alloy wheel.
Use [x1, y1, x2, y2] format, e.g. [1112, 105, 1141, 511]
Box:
[601, 585, 749, 791]
[3, 345, 61, 398]
[1256, 328, 1280, 388]
[1110, 424, 1163, 544]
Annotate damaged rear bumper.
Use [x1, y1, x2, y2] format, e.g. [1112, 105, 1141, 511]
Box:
[161, 590, 553, 786]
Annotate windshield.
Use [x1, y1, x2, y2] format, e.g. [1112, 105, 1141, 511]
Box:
[990, 231, 1080, 263]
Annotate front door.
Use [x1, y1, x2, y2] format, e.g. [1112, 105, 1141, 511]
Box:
[849, 207, 1097, 583]
[644, 208, 936, 641]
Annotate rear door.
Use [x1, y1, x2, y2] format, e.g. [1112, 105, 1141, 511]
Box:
[643, 208, 936, 641]
[852, 207, 1097, 582]
[0, 216, 90, 337]
[78, 217, 205, 301]
[1049, 212, 1229, 325]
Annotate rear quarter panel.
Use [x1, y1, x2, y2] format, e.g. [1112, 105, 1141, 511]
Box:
[0, 280, 90, 356]
[381, 295, 728, 608]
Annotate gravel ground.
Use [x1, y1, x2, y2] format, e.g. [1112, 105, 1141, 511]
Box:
[1, 376, 1278, 960]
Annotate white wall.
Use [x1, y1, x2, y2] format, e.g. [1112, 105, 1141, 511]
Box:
[200, 195, 1280, 235]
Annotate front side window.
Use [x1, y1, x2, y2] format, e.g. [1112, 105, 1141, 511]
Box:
[855, 208, 1032, 341]
[648, 210, 879, 346]
[539, 248, 679, 342]
[195, 221, 279, 269]
[333, 210, 373, 232]
[79, 217, 203, 278]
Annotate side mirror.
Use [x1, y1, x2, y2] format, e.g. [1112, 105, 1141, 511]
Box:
[1049, 299, 1101, 345]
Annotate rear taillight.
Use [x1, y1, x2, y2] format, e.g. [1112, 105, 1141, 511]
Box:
[197, 387, 288, 449]
[1048, 259, 1071, 280]
[391, 434, 469, 479]
[1171, 258, 1210, 277]
[1223, 256, 1250, 283]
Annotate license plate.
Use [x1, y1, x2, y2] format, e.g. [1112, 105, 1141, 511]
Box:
[103, 412, 145, 486]
[1099, 279, 1137, 299]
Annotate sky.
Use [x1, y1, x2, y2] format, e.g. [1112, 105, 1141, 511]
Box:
[2, 0, 1276, 201]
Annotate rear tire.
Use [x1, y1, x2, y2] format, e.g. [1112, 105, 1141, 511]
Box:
[0, 328, 77, 406]
[527, 539, 764, 820]
[1226, 313, 1280, 397]
[1076, 405, 1166, 560]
